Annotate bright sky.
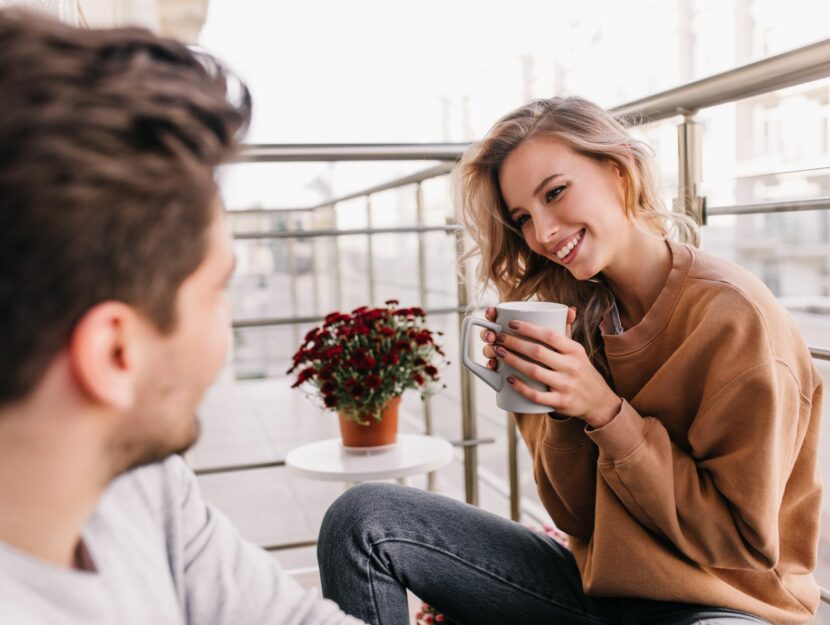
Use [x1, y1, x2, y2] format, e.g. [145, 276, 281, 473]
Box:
[200, 0, 830, 208]
[200, 0, 574, 144]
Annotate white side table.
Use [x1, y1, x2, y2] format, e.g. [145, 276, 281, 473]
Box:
[285, 433, 454, 483]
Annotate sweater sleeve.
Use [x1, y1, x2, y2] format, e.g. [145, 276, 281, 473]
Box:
[516, 413, 598, 539]
[585, 360, 811, 571]
[166, 457, 365, 625]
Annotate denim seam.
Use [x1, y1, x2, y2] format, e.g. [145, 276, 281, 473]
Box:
[366, 543, 382, 625]
[371, 536, 606, 624]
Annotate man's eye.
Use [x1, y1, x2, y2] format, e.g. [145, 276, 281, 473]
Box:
[545, 185, 566, 203]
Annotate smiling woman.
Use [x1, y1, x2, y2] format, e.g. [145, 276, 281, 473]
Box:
[316, 95, 824, 625]
[458, 97, 698, 381]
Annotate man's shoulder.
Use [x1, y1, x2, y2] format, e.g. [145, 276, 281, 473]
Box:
[93, 455, 193, 539]
[105, 455, 191, 503]
[0, 604, 44, 625]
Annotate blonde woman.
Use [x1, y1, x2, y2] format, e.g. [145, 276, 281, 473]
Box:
[318, 97, 822, 625]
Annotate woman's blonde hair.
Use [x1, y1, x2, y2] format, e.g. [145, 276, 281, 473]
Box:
[454, 96, 699, 382]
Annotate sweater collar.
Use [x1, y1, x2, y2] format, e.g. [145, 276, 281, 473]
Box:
[601, 238, 693, 356]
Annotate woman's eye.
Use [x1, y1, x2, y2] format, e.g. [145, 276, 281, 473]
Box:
[545, 185, 566, 203]
[515, 214, 530, 227]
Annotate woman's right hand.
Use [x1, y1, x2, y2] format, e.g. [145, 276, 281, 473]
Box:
[481, 305, 576, 370]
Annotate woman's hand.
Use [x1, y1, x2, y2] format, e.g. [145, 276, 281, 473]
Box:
[480, 306, 621, 428]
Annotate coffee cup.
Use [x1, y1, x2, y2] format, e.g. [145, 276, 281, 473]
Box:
[461, 302, 568, 413]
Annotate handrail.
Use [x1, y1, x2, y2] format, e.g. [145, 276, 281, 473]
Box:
[812, 348, 830, 361]
[234, 39, 830, 170]
[233, 224, 461, 240]
[227, 206, 316, 215]
[239, 143, 467, 163]
[232, 305, 470, 329]
[193, 437, 495, 477]
[307, 163, 455, 208]
[225, 195, 830, 224]
[225, 163, 455, 216]
[610, 38, 830, 122]
[707, 197, 830, 217]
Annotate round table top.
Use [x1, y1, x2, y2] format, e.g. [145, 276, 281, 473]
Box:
[285, 433, 454, 482]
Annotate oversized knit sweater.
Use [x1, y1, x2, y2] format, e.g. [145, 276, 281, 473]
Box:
[515, 239, 823, 625]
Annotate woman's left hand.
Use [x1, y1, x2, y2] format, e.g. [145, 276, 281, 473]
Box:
[494, 317, 621, 428]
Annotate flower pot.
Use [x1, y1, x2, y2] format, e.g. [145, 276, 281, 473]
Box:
[338, 396, 400, 449]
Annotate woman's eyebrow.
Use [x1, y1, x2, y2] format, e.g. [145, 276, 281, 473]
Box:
[507, 173, 564, 218]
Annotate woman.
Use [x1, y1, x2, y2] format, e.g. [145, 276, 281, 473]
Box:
[317, 97, 822, 625]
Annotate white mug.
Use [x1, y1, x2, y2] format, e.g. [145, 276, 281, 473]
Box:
[461, 302, 569, 413]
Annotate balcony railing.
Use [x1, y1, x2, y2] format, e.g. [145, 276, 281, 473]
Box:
[215, 37, 830, 600]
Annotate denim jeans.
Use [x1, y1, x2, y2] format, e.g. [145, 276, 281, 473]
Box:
[317, 483, 771, 625]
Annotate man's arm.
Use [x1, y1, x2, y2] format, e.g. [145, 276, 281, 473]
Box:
[166, 457, 366, 625]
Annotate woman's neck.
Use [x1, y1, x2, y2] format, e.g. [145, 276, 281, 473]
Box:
[600, 227, 672, 330]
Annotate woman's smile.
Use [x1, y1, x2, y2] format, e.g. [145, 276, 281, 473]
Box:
[549, 228, 586, 264]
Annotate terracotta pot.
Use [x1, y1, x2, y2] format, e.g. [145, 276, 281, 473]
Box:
[338, 396, 400, 448]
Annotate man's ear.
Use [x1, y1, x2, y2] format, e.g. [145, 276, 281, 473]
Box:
[68, 302, 147, 411]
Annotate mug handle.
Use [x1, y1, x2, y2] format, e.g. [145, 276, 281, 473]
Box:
[461, 316, 503, 392]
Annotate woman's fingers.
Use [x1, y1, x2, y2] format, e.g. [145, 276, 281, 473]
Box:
[503, 319, 576, 355]
[479, 328, 496, 343]
[566, 307, 576, 339]
[493, 332, 568, 370]
[494, 344, 555, 386]
[478, 307, 499, 341]
[504, 374, 562, 411]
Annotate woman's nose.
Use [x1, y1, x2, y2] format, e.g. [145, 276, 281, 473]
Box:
[534, 212, 559, 245]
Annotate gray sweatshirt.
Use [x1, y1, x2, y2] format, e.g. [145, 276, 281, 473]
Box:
[0, 455, 365, 625]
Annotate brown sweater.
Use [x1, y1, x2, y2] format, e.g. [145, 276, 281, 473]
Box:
[515, 240, 823, 624]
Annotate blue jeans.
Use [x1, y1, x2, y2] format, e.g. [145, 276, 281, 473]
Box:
[317, 483, 770, 625]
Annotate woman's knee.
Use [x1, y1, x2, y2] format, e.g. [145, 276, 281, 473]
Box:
[319, 482, 408, 540]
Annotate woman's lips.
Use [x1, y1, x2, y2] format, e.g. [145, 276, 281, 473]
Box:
[556, 229, 585, 265]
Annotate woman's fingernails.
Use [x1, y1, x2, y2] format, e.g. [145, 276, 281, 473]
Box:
[508, 320, 519, 330]
[487, 332, 494, 342]
[495, 347, 507, 357]
[495, 333, 506, 344]
[507, 376, 517, 385]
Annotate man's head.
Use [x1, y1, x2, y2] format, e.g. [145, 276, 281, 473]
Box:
[0, 10, 250, 470]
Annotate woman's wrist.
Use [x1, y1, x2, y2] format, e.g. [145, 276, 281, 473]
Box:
[585, 394, 623, 429]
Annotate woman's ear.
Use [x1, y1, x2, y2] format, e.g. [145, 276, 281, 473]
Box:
[67, 302, 144, 411]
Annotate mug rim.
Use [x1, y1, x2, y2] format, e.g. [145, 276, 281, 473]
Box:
[496, 301, 568, 312]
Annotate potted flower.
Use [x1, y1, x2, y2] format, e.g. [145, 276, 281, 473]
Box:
[287, 300, 447, 449]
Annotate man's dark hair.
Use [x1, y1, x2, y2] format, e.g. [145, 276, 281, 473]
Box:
[0, 10, 251, 406]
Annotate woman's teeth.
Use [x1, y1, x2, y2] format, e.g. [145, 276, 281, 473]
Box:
[556, 231, 583, 260]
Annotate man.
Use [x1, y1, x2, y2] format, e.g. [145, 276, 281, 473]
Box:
[0, 10, 363, 624]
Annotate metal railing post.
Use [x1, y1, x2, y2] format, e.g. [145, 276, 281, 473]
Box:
[366, 195, 376, 305]
[452, 217, 479, 506]
[416, 182, 436, 491]
[310, 207, 320, 315]
[287, 232, 300, 348]
[508, 413, 520, 521]
[675, 113, 706, 224]
[331, 204, 343, 310]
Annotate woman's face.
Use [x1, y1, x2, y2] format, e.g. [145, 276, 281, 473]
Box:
[498, 136, 630, 281]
